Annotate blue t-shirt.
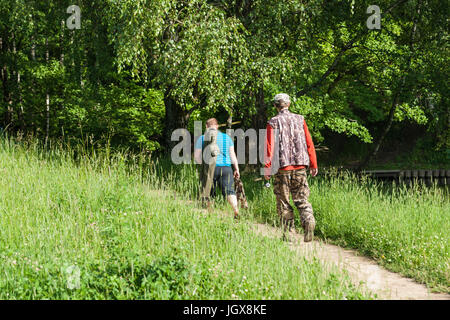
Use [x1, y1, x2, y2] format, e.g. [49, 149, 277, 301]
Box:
[195, 131, 234, 167]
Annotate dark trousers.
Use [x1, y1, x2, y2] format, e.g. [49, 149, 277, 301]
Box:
[211, 166, 236, 197]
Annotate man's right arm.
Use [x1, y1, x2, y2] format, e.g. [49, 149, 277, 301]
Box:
[264, 124, 274, 179]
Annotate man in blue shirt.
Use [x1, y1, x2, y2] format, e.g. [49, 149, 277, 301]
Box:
[194, 118, 240, 218]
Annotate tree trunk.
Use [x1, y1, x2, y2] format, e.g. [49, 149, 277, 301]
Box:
[31, 36, 36, 61]
[11, 31, 24, 132]
[60, 20, 65, 65]
[1, 36, 5, 129]
[1, 33, 13, 130]
[8, 33, 15, 129]
[163, 88, 188, 152]
[30, 35, 36, 130]
[45, 38, 50, 147]
[357, 95, 399, 170]
[253, 83, 267, 130]
[17, 71, 24, 132]
[227, 114, 233, 129]
[71, 30, 82, 85]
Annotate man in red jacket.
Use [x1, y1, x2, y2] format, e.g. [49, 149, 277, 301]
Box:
[264, 93, 318, 242]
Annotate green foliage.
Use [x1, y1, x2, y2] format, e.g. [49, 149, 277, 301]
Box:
[394, 103, 428, 124]
[244, 170, 450, 293]
[290, 95, 373, 143]
[0, 0, 448, 157]
[76, 255, 205, 299]
[0, 137, 372, 299]
[0, 0, 166, 151]
[110, 0, 251, 115]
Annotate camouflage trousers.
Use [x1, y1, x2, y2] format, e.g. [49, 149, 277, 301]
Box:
[273, 169, 315, 232]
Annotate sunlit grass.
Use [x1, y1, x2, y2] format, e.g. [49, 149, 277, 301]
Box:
[244, 170, 449, 293]
[0, 137, 371, 299]
[116, 151, 449, 293]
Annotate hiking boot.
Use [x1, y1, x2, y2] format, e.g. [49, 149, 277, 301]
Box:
[304, 219, 315, 242]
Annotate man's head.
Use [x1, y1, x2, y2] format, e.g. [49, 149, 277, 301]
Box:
[206, 118, 219, 130]
[273, 93, 291, 111]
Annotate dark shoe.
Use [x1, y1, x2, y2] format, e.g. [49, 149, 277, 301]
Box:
[304, 220, 315, 242]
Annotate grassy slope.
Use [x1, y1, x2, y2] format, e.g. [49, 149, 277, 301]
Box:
[245, 173, 450, 293]
[124, 157, 450, 293]
[134, 157, 450, 293]
[0, 139, 370, 299]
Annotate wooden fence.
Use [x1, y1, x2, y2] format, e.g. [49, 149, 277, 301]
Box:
[361, 169, 450, 186]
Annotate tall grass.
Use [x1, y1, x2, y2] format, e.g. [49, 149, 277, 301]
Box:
[246, 170, 449, 293]
[110, 154, 449, 293]
[0, 137, 370, 299]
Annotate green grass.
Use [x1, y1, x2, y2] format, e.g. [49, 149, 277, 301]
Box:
[102, 152, 449, 294]
[245, 171, 450, 293]
[94, 152, 450, 294]
[0, 138, 371, 299]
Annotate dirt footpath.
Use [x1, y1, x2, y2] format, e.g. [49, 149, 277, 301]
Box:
[180, 193, 449, 300]
[252, 223, 450, 300]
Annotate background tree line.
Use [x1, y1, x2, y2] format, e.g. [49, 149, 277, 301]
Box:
[0, 0, 448, 168]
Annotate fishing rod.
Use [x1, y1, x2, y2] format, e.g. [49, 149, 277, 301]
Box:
[254, 177, 271, 188]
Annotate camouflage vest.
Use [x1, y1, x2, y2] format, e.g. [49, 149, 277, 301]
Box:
[267, 109, 310, 169]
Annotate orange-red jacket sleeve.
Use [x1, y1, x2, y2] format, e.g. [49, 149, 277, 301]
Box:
[264, 124, 274, 175]
[304, 120, 318, 169]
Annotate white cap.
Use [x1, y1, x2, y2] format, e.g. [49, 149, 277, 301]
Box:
[273, 93, 291, 105]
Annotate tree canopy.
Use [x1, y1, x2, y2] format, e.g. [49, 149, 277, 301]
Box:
[1, 0, 448, 166]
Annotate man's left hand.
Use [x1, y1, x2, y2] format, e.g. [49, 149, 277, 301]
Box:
[310, 168, 318, 177]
